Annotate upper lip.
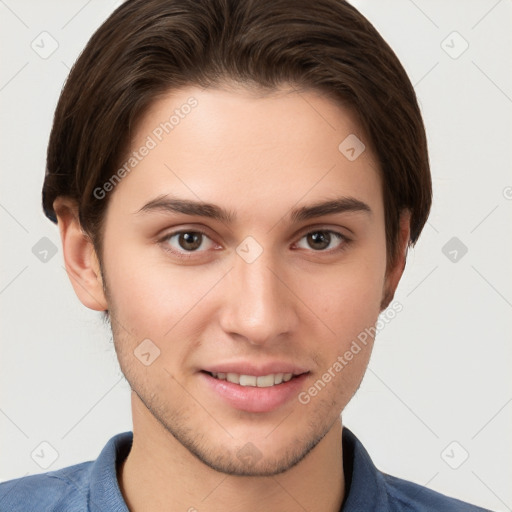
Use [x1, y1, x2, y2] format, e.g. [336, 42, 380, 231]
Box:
[202, 361, 310, 377]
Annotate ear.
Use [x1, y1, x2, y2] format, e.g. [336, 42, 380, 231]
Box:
[53, 197, 108, 312]
[380, 209, 411, 310]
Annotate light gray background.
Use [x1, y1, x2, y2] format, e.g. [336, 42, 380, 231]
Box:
[1, 1, 511, 510]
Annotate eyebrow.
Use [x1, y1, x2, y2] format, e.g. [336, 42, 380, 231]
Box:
[135, 194, 372, 224]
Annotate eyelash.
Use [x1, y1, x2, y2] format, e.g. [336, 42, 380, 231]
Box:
[158, 228, 351, 260]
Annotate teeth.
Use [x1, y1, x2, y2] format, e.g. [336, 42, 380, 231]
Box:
[256, 375, 275, 387]
[210, 371, 298, 387]
[239, 375, 257, 386]
[226, 373, 239, 384]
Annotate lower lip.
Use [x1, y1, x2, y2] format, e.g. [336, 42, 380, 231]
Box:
[199, 371, 309, 413]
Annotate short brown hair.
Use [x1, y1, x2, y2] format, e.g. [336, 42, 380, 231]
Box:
[42, 0, 431, 268]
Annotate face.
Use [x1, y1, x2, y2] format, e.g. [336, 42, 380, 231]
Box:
[92, 84, 400, 476]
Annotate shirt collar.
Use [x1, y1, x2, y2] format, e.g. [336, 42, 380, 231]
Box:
[340, 426, 390, 511]
[89, 431, 132, 512]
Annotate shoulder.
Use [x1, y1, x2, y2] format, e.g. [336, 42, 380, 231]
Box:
[342, 426, 493, 511]
[382, 472, 493, 512]
[0, 431, 132, 512]
[0, 461, 93, 512]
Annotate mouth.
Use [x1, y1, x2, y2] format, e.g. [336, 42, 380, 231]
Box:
[199, 370, 310, 413]
[202, 370, 307, 387]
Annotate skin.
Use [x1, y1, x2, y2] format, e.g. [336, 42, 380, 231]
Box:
[54, 84, 410, 512]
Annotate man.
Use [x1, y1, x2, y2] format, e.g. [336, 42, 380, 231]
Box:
[0, 0, 494, 510]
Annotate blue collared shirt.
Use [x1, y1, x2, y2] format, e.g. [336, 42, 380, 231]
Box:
[0, 427, 493, 511]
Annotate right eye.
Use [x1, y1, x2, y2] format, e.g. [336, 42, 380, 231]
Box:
[160, 230, 218, 257]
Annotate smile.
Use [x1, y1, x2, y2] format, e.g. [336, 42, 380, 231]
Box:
[200, 370, 309, 413]
[208, 371, 296, 387]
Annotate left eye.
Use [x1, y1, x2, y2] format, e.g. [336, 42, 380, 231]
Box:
[295, 230, 346, 251]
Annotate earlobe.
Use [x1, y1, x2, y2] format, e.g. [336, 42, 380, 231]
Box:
[380, 210, 411, 310]
[53, 197, 108, 312]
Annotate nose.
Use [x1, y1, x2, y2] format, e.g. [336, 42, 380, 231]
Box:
[218, 247, 298, 346]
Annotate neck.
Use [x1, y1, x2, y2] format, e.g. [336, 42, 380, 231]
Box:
[118, 396, 345, 512]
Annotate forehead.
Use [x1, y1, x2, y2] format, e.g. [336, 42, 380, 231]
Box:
[108, 85, 382, 222]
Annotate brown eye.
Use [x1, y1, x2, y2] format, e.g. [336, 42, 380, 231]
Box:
[162, 230, 216, 255]
[178, 232, 203, 251]
[307, 232, 331, 250]
[296, 230, 347, 252]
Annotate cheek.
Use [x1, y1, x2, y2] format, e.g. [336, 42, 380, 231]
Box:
[103, 242, 226, 341]
[294, 247, 386, 395]
[301, 256, 386, 333]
